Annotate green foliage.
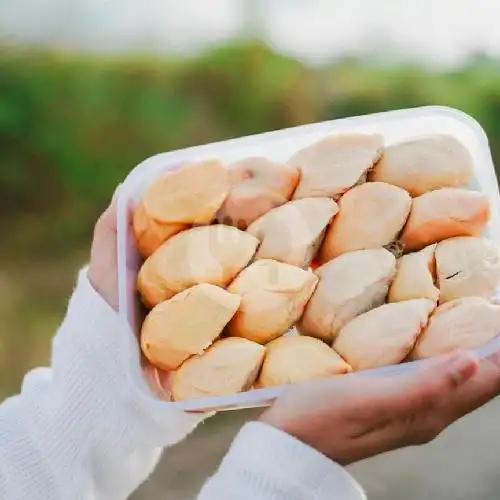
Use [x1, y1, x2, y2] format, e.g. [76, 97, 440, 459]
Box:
[1, 42, 500, 252]
[2, 41, 499, 221]
[1, 40, 500, 397]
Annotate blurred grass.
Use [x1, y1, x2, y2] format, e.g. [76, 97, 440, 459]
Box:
[1, 40, 500, 397]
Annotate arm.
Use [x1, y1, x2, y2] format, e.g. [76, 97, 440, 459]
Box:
[197, 347, 500, 500]
[0, 268, 212, 500]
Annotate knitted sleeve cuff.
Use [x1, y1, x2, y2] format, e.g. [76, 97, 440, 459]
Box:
[199, 421, 367, 500]
[50, 266, 213, 448]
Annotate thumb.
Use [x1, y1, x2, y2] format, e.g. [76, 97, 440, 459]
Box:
[94, 184, 121, 239]
[88, 185, 121, 310]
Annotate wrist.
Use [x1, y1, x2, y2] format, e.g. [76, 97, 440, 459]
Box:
[260, 403, 349, 465]
[202, 421, 366, 499]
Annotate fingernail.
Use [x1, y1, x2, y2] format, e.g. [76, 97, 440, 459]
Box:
[448, 350, 479, 385]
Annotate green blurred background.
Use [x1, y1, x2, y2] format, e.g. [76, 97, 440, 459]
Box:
[2, 42, 500, 398]
[3, 2, 500, 499]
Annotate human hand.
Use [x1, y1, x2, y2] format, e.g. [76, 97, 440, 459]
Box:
[260, 349, 500, 465]
[88, 187, 120, 311]
[87, 187, 173, 399]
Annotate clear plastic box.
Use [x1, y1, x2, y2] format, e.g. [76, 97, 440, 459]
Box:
[117, 105, 500, 413]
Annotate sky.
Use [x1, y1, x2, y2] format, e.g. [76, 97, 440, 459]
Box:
[0, 0, 499, 67]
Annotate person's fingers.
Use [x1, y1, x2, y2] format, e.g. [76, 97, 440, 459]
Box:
[330, 352, 480, 463]
[357, 350, 479, 423]
[381, 349, 500, 449]
[440, 349, 500, 422]
[94, 186, 120, 239]
[91, 185, 121, 262]
[358, 352, 479, 442]
[284, 352, 478, 440]
[484, 348, 500, 370]
[396, 350, 478, 407]
[418, 349, 479, 388]
[263, 349, 500, 466]
[88, 185, 121, 310]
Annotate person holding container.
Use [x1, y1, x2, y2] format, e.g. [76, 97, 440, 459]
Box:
[3, 111, 500, 500]
[1, 190, 500, 500]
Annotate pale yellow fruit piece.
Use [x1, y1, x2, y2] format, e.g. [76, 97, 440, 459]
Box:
[137, 225, 258, 308]
[141, 283, 241, 371]
[399, 188, 490, 252]
[226, 259, 318, 344]
[216, 157, 299, 229]
[290, 133, 384, 200]
[172, 337, 265, 401]
[388, 244, 439, 303]
[142, 159, 230, 224]
[318, 182, 412, 263]
[133, 202, 187, 257]
[436, 236, 500, 303]
[412, 297, 500, 359]
[369, 134, 474, 197]
[298, 249, 396, 344]
[256, 336, 351, 388]
[247, 197, 338, 268]
[333, 299, 436, 370]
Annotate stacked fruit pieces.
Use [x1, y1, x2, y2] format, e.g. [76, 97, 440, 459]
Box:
[134, 133, 500, 402]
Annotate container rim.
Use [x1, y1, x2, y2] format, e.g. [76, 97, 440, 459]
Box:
[117, 105, 491, 200]
[115, 104, 500, 413]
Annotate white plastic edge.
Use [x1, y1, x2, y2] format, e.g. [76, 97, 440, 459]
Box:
[115, 105, 500, 413]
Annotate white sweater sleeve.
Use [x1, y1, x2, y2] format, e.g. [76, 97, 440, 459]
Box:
[197, 422, 367, 500]
[0, 267, 366, 500]
[0, 267, 212, 500]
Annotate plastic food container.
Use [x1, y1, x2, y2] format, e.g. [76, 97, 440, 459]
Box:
[117, 105, 500, 413]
